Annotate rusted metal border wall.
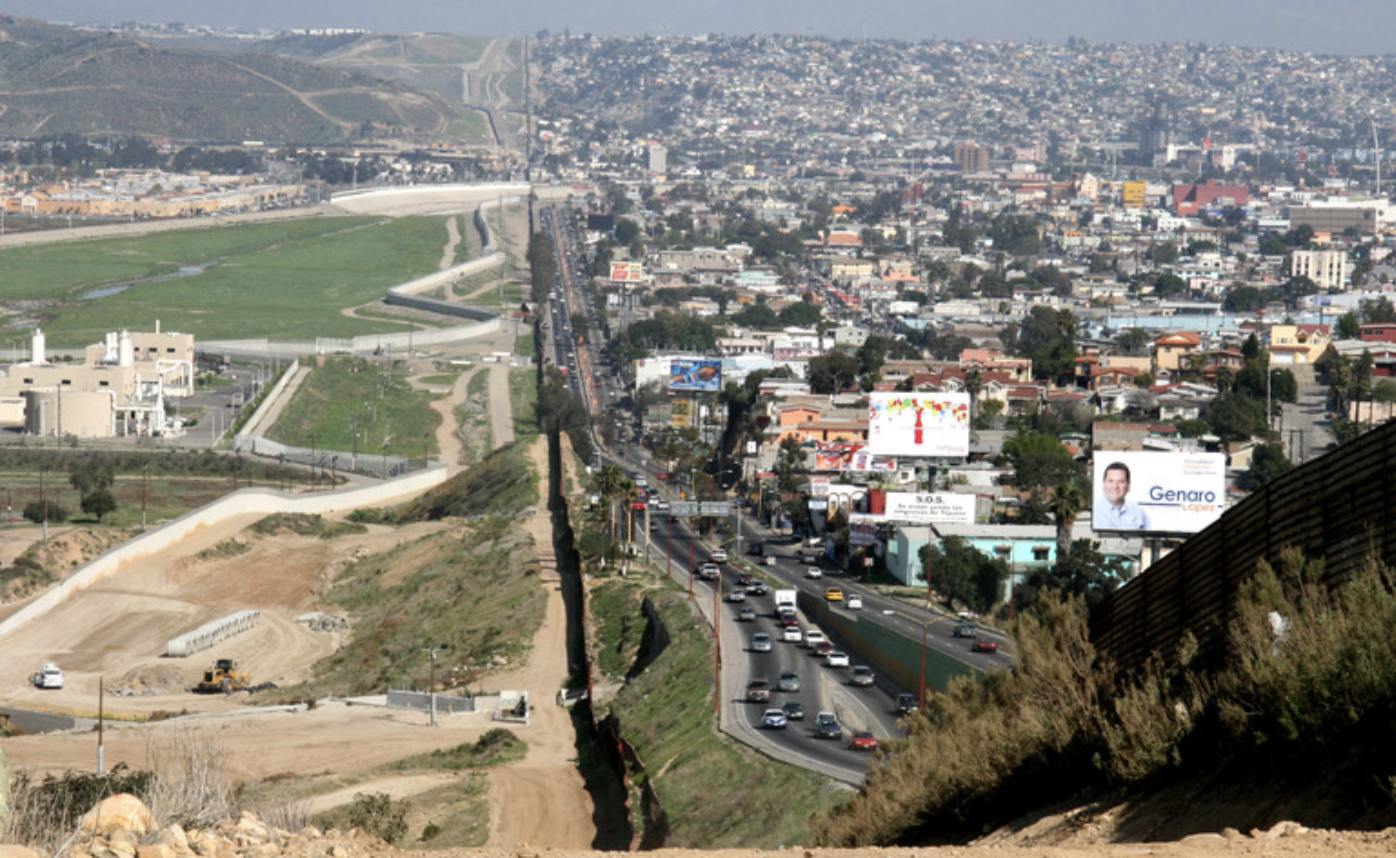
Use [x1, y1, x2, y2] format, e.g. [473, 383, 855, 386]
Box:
[1090, 418, 1396, 671]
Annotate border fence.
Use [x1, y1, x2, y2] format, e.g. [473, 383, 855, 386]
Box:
[1090, 416, 1396, 672]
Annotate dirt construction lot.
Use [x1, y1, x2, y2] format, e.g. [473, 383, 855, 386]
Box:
[0, 442, 594, 851]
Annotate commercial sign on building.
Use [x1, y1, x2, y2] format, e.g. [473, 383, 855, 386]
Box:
[867, 393, 971, 458]
[1092, 452, 1226, 534]
[808, 476, 831, 497]
[882, 492, 976, 525]
[670, 398, 694, 428]
[813, 442, 897, 472]
[1122, 180, 1147, 209]
[668, 358, 722, 392]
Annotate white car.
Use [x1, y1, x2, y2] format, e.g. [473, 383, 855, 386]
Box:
[805, 567, 823, 579]
[846, 594, 863, 610]
[751, 632, 773, 652]
[824, 650, 850, 668]
[710, 550, 728, 563]
[782, 625, 803, 643]
[803, 629, 826, 648]
[32, 663, 64, 689]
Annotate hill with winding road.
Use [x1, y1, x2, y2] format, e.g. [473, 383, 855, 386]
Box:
[0, 16, 465, 143]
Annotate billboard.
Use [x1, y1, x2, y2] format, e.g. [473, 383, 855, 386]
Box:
[1092, 452, 1226, 534]
[867, 393, 971, 458]
[670, 399, 694, 428]
[669, 359, 722, 392]
[883, 492, 976, 525]
[609, 261, 646, 283]
[813, 442, 897, 472]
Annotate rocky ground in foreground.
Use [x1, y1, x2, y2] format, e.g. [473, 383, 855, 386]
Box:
[20, 793, 1395, 858]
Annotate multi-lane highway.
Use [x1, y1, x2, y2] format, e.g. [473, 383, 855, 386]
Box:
[538, 203, 1010, 782]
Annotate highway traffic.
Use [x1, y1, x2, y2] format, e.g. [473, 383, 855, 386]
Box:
[536, 203, 1010, 782]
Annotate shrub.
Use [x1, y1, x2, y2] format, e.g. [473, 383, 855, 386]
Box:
[22, 500, 68, 524]
[346, 792, 408, 843]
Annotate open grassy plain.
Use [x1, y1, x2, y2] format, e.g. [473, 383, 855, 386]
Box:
[2, 216, 454, 346]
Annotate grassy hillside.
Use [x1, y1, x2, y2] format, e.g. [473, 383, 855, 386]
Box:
[589, 577, 846, 848]
[0, 16, 464, 142]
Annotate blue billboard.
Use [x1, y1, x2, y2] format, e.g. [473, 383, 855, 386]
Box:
[669, 359, 722, 392]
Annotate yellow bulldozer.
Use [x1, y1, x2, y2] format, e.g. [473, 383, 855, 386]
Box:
[194, 658, 251, 694]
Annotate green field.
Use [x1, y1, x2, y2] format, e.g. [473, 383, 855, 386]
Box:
[2, 216, 457, 346]
[265, 356, 440, 459]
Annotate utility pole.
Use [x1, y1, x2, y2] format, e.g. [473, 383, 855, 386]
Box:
[421, 643, 449, 727]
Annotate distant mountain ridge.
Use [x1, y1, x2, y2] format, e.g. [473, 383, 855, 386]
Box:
[0, 16, 465, 144]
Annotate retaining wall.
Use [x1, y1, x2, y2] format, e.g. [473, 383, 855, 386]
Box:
[0, 465, 449, 643]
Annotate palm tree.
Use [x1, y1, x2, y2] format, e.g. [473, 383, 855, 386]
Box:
[588, 464, 633, 548]
[1050, 480, 1086, 561]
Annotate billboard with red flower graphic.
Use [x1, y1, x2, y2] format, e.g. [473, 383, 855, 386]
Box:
[867, 393, 971, 457]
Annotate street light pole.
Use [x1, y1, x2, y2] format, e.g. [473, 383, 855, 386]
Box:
[421, 643, 449, 727]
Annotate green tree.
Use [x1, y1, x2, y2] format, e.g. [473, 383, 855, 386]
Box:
[1049, 481, 1086, 561]
[81, 489, 118, 522]
[731, 303, 779, 329]
[778, 301, 822, 327]
[808, 351, 861, 394]
[1115, 328, 1152, 355]
[1203, 392, 1266, 442]
[1000, 431, 1083, 491]
[1359, 296, 1396, 323]
[69, 460, 114, 500]
[1335, 312, 1361, 340]
[1149, 242, 1179, 265]
[1018, 538, 1127, 610]
[1240, 444, 1294, 491]
[1010, 306, 1079, 382]
[919, 536, 1007, 614]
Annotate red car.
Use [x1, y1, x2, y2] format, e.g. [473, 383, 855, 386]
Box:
[849, 731, 879, 751]
[972, 638, 999, 654]
[812, 641, 835, 657]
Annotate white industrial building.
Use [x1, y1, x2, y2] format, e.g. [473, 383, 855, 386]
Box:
[0, 325, 196, 439]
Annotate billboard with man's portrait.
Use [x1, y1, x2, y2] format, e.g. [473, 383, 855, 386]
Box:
[1092, 452, 1226, 534]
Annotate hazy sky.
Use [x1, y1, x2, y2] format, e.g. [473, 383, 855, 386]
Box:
[13, 1, 1396, 55]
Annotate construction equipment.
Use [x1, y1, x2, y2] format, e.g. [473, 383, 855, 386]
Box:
[194, 658, 251, 694]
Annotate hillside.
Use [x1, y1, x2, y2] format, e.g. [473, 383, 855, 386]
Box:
[0, 16, 464, 143]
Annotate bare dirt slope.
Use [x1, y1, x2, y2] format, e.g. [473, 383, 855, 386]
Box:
[484, 436, 594, 850]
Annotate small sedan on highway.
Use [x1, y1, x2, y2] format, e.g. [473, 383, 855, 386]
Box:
[814, 711, 842, 740]
[778, 670, 801, 692]
[849, 731, 879, 751]
[973, 638, 999, 654]
[737, 606, 757, 621]
[724, 589, 746, 603]
[761, 708, 788, 729]
[751, 633, 773, 652]
[805, 567, 823, 579]
[824, 650, 850, 668]
[849, 665, 875, 687]
[782, 700, 805, 721]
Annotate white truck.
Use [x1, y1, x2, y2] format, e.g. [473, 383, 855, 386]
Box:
[774, 589, 798, 614]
